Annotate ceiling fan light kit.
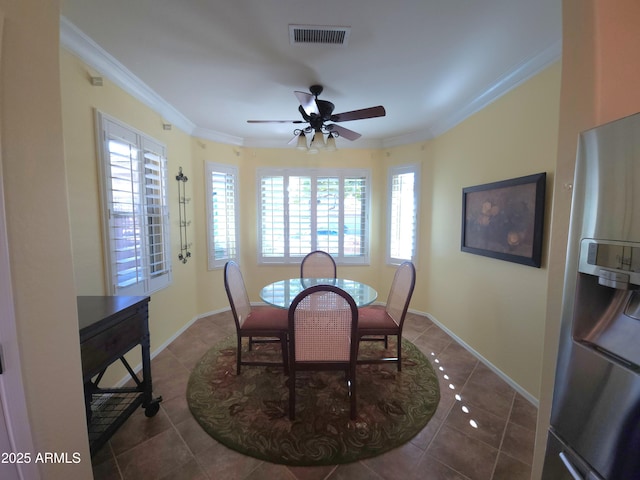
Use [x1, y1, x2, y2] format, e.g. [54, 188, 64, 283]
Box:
[295, 131, 308, 151]
[292, 126, 337, 153]
[248, 84, 386, 153]
[311, 130, 325, 151]
[325, 132, 337, 152]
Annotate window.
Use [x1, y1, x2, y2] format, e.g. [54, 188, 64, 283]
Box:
[97, 112, 172, 295]
[205, 162, 239, 269]
[258, 168, 370, 264]
[387, 164, 420, 264]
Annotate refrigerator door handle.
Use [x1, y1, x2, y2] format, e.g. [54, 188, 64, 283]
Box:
[559, 452, 585, 480]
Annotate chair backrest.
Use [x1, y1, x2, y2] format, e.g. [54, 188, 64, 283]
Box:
[300, 250, 337, 279]
[224, 261, 251, 329]
[385, 261, 416, 327]
[288, 285, 358, 363]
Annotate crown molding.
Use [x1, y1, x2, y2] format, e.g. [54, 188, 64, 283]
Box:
[60, 16, 198, 135]
[191, 127, 244, 146]
[382, 128, 436, 148]
[60, 16, 561, 150]
[428, 40, 562, 139]
[383, 39, 562, 148]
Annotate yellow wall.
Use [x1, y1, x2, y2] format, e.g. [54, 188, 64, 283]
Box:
[380, 142, 436, 304]
[391, 63, 561, 398]
[192, 145, 385, 312]
[190, 138, 244, 314]
[61, 49, 200, 386]
[1, 0, 93, 477]
[61, 44, 560, 400]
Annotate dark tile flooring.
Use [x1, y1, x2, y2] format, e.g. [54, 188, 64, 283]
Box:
[91, 311, 537, 480]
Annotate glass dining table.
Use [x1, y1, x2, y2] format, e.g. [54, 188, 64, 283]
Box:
[260, 278, 378, 309]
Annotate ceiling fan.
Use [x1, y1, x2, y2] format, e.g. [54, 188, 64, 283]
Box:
[247, 85, 386, 149]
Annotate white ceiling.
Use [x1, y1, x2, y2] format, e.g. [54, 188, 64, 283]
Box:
[60, 0, 562, 149]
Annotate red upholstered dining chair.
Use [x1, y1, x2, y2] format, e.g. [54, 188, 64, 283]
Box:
[300, 250, 337, 278]
[223, 261, 289, 375]
[357, 261, 416, 371]
[288, 285, 359, 421]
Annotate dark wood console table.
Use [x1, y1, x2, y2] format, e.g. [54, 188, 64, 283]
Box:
[78, 296, 162, 456]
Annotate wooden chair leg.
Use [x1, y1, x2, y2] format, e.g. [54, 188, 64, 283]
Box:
[397, 335, 402, 372]
[236, 336, 242, 375]
[281, 335, 289, 375]
[289, 370, 296, 420]
[349, 367, 357, 420]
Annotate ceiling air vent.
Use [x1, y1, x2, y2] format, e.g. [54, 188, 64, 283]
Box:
[289, 25, 351, 46]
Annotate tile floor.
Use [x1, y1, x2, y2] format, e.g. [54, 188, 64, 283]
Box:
[91, 311, 537, 480]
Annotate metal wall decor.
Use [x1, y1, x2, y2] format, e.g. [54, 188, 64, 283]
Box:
[176, 167, 192, 263]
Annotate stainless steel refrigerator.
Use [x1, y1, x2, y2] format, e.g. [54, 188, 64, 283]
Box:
[543, 112, 640, 479]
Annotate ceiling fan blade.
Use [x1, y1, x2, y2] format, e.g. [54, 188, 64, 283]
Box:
[247, 120, 305, 123]
[294, 91, 319, 116]
[331, 105, 386, 122]
[326, 124, 362, 141]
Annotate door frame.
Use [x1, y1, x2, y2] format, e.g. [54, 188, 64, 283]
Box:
[0, 10, 39, 480]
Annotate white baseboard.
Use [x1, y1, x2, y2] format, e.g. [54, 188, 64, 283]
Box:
[114, 307, 230, 388]
[411, 308, 539, 407]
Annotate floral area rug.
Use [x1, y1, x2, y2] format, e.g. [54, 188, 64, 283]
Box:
[187, 335, 440, 466]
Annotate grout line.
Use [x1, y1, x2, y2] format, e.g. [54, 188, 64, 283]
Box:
[96, 311, 532, 480]
[489, 390, 517, 479]
[419, 336, 460, 454]
[160, 368, 214, 479]
[109, 441, 124, 480]
[415, 310, 538, 406]
[425, 454, 474, 480]
[352, 461, 383, 479]
[424, 359, 517, 477]
[241, 459, 267, 480]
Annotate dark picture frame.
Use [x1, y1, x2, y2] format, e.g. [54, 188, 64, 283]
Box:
[461, 172, 546, 267]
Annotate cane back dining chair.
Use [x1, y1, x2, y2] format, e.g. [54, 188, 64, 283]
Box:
[357, 261, 416, 371]
[288, 285, 359, 420]
[300, 250, 337, 279]
[224, 261, 289, 375]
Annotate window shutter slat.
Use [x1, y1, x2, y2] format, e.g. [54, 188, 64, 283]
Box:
[387, 165, 419, 264]
[98, 112, 172, 295]
[258, 168, 370, 264]
[261, 175, 286, 258]
[206, 162, 239, 269]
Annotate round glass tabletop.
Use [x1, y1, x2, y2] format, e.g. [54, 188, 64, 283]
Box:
[260, 278, 378, 309]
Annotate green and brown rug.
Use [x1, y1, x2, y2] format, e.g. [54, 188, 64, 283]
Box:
[187, 336, 440, 466]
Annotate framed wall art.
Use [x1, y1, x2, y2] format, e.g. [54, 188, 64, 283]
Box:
[461, 172, 546, 267]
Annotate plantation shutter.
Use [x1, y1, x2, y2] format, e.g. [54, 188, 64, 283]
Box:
[258, 168, 370, 264]
[206, 162, 239, 269]
[99, 113, 171, 295]
[316, 176, 341, 255]
[260, 175, 286, 258]
[287, 176, 312, 256]
[142, 137, 170, 291]
[388, 165, 418, 263]
[343, 175, 368, 258]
